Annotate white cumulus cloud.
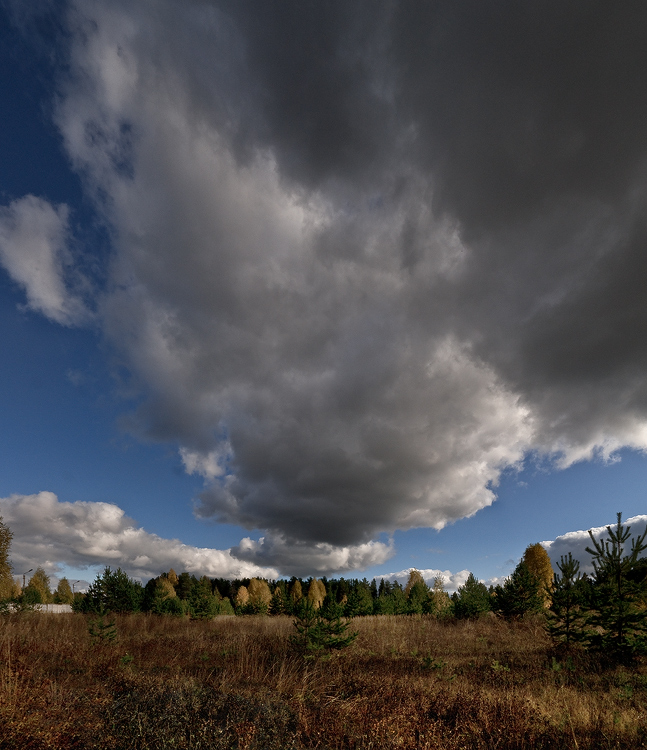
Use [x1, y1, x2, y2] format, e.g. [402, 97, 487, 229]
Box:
[0, 491, 278, 581]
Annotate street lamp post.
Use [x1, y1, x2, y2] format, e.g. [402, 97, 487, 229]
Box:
[22, 569, 33, 589]
[72, 580, 81, 594]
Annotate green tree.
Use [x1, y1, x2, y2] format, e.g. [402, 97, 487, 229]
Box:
[175, 571, 192, 600]
[290, 598, 357, 657]
[0, 516, 13, 601]
[407, 579, 432, 615]
[189, 576, 220, 619]
[492, 560, 543, 619]
[269, 582, 287, 615]
[546, 553, 589, 647]
[452, 573, 491, 619]
[585, 512, 647, 658]
[81, 567, 143, 614]
[344, 580, 374, 617]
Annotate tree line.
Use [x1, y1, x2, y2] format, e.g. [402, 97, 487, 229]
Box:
[2, 512, 647, 659]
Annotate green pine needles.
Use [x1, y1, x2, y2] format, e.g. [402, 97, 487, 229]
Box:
[546, 552, 589, 647]
[584, 512, 647, 658]
[290, 598, 358, 657]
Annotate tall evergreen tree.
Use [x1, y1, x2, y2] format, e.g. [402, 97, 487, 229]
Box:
[492, 560, 543, 619]
[80, 567, 143, 613]
[546, 553, 589, 647]
[452, 573, 491, 619]
[585, 512, 647, 658]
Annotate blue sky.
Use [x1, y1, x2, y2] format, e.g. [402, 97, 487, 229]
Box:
[1, 2, 647, 590]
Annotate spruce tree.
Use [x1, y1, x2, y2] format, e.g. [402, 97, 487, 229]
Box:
[492, 560, 543, 619]
[452, 573, 491, 619]
[546, 553, 589, 647]
[585, 512, 647, 658]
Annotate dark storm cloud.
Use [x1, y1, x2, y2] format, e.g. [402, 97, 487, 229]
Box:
[7, 0, 647, 571]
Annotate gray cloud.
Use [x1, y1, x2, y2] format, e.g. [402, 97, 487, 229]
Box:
[0, 195, 88, 325]
[8, 2, 647, 568]
[231, 534, 393, 579]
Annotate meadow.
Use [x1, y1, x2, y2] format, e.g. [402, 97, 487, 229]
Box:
[1, 612, 647, 749]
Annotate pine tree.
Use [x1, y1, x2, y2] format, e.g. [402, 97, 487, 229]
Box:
[290, 597, 358, 656]
[269, 583, 287, 615]
[81, 567, 143, 613]
[407, 578, 432, 615]
[0, 516, 13, 601]
[585, 512, 647, 658]
[546, 553, 589, 647]
[307, 578, 327, 609]
[344, 580, 374, 616]
[289, 579, 303, 606]
[492, 560, 543, 619]
[452, 573, 491, 619]
[523, 543, 554, 607]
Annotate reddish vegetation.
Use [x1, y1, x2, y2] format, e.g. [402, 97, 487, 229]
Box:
[1, 612, 647, 749]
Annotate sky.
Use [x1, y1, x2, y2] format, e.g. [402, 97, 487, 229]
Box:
[1, 1, 647, 592]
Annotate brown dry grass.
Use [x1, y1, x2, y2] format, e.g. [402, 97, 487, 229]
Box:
[1, 612, 647, 749]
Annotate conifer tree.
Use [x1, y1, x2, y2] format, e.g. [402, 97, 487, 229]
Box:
[307, 578, 327, 609]
[452, 573, 491, 619]
[270, 583, 287, 615]
[81, 567, 143, 613]
[289, 579, 303, 605]
[404, 569, 425, 596]
[290, 597, 358, 656]
[585, 512, 647, 657]
[235, 585, 249, 608]
[523, 543, 554, 607]
[492, 560, 543, 619]
[344, 580, 374, 616]
[546, 553, 589, 646]
[247, 578, 272, 612]
[407, 576, 432, 615]
[0, 516, 13, 601]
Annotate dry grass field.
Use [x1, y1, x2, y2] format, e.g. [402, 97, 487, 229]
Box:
[1, 611, 647, 749]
